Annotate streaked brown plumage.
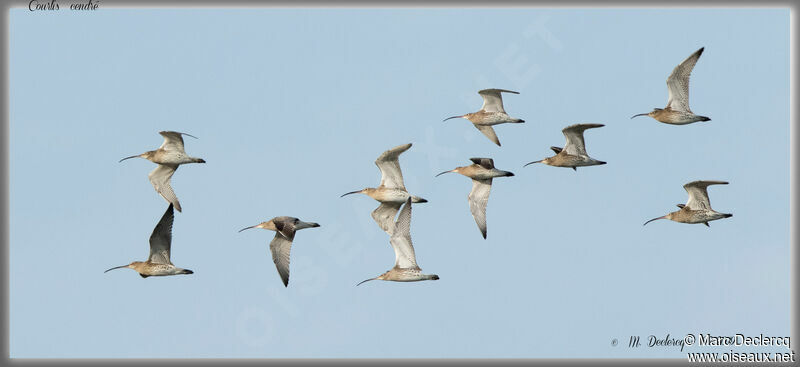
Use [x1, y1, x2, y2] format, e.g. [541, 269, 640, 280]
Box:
[341, 143, 427, 235]
[443, 89, 525, 146]
[239, 216, 320, 287]
[631, 47, 710, 125]
[119, 131, 206, 212]
[105, 204, 194, 278]
[436, 158, 514, 239]
[644, 180, 732, 227]
[524, 123, 606, 170]
[357, 198, 439, 286]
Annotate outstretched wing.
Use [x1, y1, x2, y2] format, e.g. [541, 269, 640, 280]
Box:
[269, 232, 294, 287]
[469, 157, 495, 170]
[468, 179, 492, 239]
[371, 202, 403, 235]
[666, 47, 704, 112]
[562, 123, 603, 157]
[683, 180, 727, 211]
[478, 89, 519, 113]
[375, 143, 412, 189]
[389, 198, 419, 270]
[158, 131, 196, 153]
[475, 125, 501, 146]
[148, 204, 174, 264]
[148, 164, 182, 212]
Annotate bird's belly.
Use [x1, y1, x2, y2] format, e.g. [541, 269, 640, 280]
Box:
[474, 113, 514, 126]
[547, 154, 586, 167]
[372, 189, 410, 203]
[656, 112, 703, 125]
[680, 210, 726, 224]
[142, 264, 179, 276]
[470, 172, 496, 180]
[571, 157, 603, 167]
[385, 270, 425, 282]
[153, 151, 192, 165]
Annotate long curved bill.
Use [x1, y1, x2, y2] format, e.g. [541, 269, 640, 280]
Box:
[356, 277, 378, 286]
[523, 160, 543, 167]
[238, 225, 259, 233]
[435, 169, 455, 177]
[442, 115, 464, 122]
[118, 154, 140, 163]
[630, 113, 649, 119]
[643, 215, 667, 226]
[340, 190, 362, 198]
[104, 265, 129, 273]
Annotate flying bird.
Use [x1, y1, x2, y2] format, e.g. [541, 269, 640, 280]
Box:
[443, 88, 525, 146]
[436, 158, 514, 239]
[239, 216, 320, 287]
[341, 143, 427, 235]
[105, 204, 194, 278]
[644, 180, 732, 227]
[357, 198, 439, 286]
[524, 123, 606, 170]
[631, 47, 710, 124]
[120, 131, 206, 212]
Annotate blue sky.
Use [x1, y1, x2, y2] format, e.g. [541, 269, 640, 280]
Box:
[8, 8, 790, 358]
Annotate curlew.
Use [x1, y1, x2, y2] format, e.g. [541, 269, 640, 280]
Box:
[443, 88, 525, 146]
[436, 158, 514, 239]
[239, 217, 320, 287]
[644, 180, 732, 227]
[524, 123, 606, 170]
[341, 143, 427, 235]
[631, 47, 710, 124]
[120, 131, 206, 212]
[105, 204, 194, 278]
[357, 198, 439, 286]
